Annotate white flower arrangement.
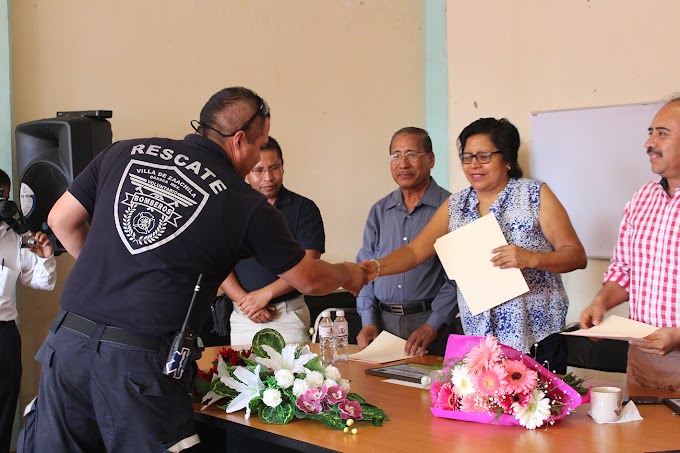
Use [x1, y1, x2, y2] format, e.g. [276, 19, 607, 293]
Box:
[198, 328, 388, 430]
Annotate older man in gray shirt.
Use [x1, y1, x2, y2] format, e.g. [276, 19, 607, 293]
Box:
[356, 127, 460, 356]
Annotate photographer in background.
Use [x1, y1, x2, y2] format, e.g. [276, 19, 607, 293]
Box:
[0, 169, 56, 453]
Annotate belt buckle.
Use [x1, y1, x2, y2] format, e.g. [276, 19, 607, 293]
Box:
[391, 305, 405, 315]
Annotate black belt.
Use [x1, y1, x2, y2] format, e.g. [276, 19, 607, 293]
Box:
[60, 312, 162, 352]
[379, 300, 433, 316]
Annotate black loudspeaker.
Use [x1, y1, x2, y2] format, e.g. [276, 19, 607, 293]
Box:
[15, 110, 113, 254]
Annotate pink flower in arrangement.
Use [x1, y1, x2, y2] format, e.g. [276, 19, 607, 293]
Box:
[430, 380, 443, 406]
[464, 336, 502, 373]
[338, 400, 363, 420]
[326, 385, 347, 405]
[306, 385, 328, 402]
[459, 393, 490, 413]
[435, 382, 458, 410]
[502, 359, 538, 394]
[295, 385, 328, 414]
[497, 391, 531, 413]
[296, 396, 323, 414]
[473, 363, 508, 396]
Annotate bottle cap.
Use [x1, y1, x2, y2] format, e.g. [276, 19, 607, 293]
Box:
[336, 310, 345, 317]
[321, 310, 330, 317]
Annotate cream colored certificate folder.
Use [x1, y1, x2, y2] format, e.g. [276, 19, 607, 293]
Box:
[433, 214, 529, 316]
[348, 330, 413, 363]
[561, 315, 657, 341]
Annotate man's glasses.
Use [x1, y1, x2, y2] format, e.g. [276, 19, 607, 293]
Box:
[460, 151, 501, 164]
[250, 163, 282, 175]
[388, 151, 430, 163]
[194, 98, 270, 139]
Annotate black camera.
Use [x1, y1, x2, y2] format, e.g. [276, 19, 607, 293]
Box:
[0, 192, 36, 247]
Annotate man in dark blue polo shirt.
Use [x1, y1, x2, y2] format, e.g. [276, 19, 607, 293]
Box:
[222, 137, 325, 344]
[21, 87, 367, 452]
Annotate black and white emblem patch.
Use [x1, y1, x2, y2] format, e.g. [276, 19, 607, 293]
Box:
[115, 160, 209, 254]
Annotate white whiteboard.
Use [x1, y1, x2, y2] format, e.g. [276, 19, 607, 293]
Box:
[530, 102, 663, 259]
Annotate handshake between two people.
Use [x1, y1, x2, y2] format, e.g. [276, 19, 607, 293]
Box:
[338, 259, 380, 296]
[229, 257, 384, 324]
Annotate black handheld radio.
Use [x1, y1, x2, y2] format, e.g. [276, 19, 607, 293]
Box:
[163, 274, 203, 379]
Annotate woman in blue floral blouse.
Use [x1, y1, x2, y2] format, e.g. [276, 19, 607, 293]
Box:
[363, 118, 586, 373]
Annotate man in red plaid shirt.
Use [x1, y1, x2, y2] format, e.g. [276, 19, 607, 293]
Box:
[581, 97, 680, 390]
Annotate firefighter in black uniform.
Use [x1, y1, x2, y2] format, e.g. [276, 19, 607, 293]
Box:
[19, 87, 367, 452]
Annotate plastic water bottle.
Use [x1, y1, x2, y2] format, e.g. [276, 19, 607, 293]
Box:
[318, 311, 335, 365]
[333, 310, 349, 363]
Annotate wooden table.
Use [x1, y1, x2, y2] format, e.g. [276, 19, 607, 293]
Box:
[194, 346, 680, 453]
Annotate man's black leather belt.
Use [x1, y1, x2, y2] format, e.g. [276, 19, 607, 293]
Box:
[379, 300, 433, 316]
[60, 312, 161, 352]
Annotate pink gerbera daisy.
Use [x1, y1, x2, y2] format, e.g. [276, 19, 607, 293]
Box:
[497, 391, 532, 414]
[435, 382, 458, 410]
[430, 380, 443, 406]
[473, 362, 507, 396]
[501, 359, 538, 394]
[459, 393, 490, 413]
[464, 336, 502, 373]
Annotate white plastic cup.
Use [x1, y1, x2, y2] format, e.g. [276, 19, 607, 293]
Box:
[590, 386, 623, 423]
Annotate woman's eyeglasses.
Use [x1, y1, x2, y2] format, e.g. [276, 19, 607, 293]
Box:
[460, 151, 501, 164]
